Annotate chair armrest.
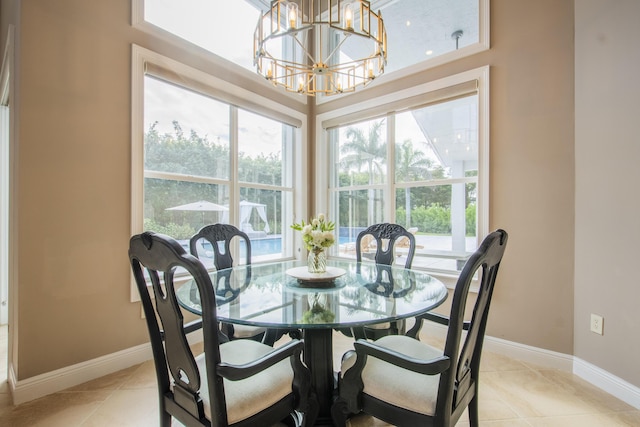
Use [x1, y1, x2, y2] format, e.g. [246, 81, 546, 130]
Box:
[183, 319, 203, 335]
[217, 339, 304, 381]
[353, 339, 450, 376]
[418, 312, 449, 326]
[414, 313, 470, 330]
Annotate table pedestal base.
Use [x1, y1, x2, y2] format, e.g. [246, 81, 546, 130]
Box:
[303, 328, 336, 426]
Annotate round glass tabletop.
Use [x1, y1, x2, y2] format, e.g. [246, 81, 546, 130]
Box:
[176, 259, 448, 329]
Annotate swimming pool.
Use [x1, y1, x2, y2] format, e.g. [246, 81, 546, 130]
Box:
[188, 234, 357, 258]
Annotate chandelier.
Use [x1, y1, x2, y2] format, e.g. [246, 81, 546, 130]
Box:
[254, 0, 387, 96]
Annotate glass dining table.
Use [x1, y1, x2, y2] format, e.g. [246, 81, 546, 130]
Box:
[176, 259, 448, 426]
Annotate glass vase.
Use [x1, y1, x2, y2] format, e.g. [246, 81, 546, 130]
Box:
[307, 248, 327, 273]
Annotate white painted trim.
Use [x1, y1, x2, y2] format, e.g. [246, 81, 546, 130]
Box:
[10, 343, 153, 405]
[130, 0, 306, 106]
[130, 44, 308, 297]
[574, 357, 640, 410]
[8, 330, 204, 405]
[317, 66, 490, 272]
[315, 0, 490, 106]
[6, 328, 639, 411]
[483, 335, 574, 372]
[421, 321, 573, 372]
[421, 322, 640, 410]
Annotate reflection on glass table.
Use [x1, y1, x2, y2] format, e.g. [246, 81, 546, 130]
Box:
[176, 259, 447, 426]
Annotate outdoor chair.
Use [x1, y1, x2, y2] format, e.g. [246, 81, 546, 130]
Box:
[130, 231, 317, 427]
[331, 229, 508, 427]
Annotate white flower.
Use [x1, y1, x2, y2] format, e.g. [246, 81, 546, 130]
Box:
[311, 230, 324, 245]
[291, 214, 336, 251]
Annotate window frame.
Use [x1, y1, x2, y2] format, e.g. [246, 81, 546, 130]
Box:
[314, 0, 490, 104]
[315, 66, 490, 276]
[133, 0, 489, 105]
[131, 45, 308, 301]
[131, 0, 307, 105]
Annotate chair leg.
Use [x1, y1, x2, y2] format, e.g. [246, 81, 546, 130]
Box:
[303, 393, 319, 427]
[159, 410, 171, 427]
[468, 395, 480, 427]
[330, 398, 351, 427]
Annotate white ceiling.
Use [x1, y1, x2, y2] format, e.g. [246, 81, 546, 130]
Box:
[375, 0, 479, 73]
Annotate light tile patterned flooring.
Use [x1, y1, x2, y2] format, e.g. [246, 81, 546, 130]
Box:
[0, 325, 639, 426]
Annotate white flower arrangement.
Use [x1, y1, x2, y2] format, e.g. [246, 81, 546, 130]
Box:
[291, 213, 336, 252]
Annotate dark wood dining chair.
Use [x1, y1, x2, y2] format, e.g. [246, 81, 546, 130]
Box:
[331, 229, 508, 427]
[190, 224, 287, 345]
[130, 231, 317, 427]
[355, 223, 417, 269]
[354, 223, 417, 340]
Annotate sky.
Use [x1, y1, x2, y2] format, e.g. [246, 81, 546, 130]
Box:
[144, 1, 291, 158]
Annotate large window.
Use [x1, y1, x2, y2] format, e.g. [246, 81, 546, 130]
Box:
[140, 0, 261, 71]
[135, 0, 488, 101]
[132, 47, 304, 282]
[320, 68, 488, 274]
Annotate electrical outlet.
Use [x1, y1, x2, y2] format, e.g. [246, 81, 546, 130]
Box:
[590, 314, 603, 335]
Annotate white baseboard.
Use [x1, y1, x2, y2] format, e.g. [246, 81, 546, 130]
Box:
[9, 343, 153, 405]
[7, 328, 640, 411]
[574, 357, 640, 410]
[8, 330, 204, 405]
[483, 335, 574, 371]
[420, 322, 640, 410]
[420, 322, 572, 371]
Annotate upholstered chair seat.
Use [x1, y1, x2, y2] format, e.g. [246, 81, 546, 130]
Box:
[196, 339, 294, 424]
[129, 231, 317, 427]
[340, 335, 442, 416]
[332, 229, 508, 427]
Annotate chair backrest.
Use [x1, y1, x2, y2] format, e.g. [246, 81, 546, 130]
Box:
[355, 223, 416, 269]
[190, 224, 251, 270]
[129, 232, 227, 424]
[357, 264, 416, 299]
[437, 229, 508, 420]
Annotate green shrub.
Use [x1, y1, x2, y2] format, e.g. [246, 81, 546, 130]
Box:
[466, 204, 476, 236]
[143, 218, 195, 240]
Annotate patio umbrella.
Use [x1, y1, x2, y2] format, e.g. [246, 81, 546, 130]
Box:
[166, 200, 229, 212]
[166, 200, 229, 225]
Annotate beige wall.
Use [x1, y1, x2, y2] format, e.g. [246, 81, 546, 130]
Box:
[575, 0, 640, 386]
[1, 0, 631, 390]
[3, 0, 309, 380]
[319, 0, 576, 354]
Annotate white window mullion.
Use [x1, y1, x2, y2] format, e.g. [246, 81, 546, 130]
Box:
[229, 106, 239, 226]
[387, 113, 395, 222]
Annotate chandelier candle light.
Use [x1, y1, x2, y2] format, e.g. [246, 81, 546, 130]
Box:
[254, 0, 387, 96]
[291, 214, 336, 273]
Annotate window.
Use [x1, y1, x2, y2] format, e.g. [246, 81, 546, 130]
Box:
[319, 67, 488, 274]
[134, 0, 488, 102]
[139, 0, 261, 71]
[132, 46, 305, 291]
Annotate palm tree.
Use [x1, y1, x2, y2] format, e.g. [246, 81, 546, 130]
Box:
[395, 139, 433, 227]
[340, 120, 387, 224]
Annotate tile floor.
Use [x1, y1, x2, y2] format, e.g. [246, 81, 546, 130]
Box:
[0, 325, 639, 426]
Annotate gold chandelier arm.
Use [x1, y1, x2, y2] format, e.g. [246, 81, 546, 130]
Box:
[323, 32, 351, 66]
[291, 33, 316, 65]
